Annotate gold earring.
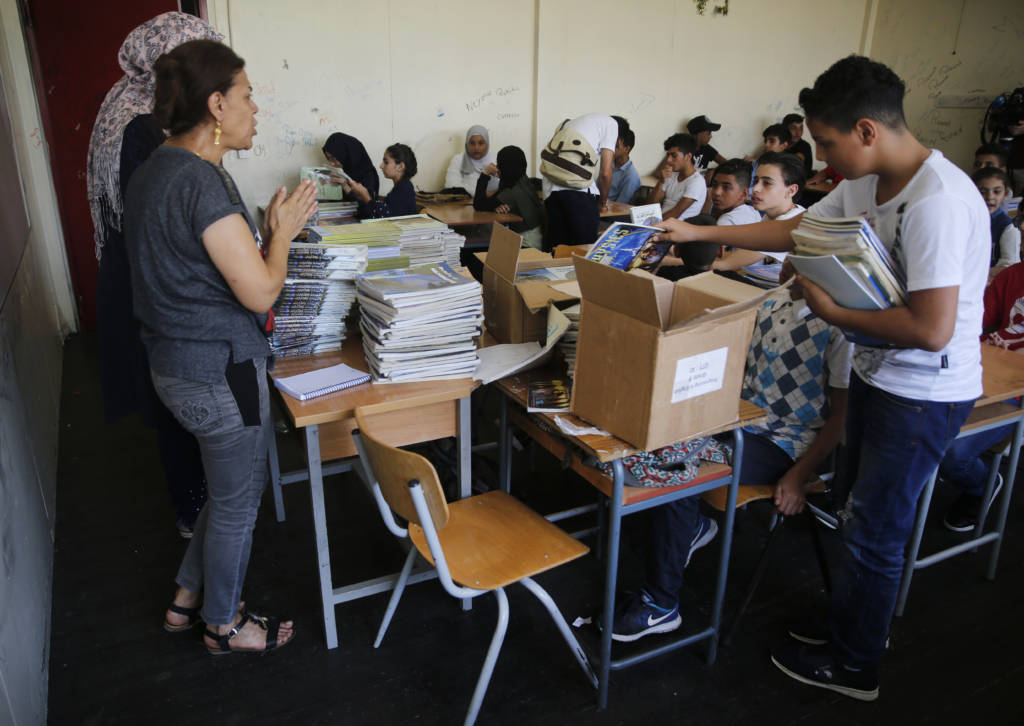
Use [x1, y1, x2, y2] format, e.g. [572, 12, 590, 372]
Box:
[213, 120, 222, 146]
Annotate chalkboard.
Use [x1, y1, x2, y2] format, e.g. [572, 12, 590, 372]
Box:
[0, 66, 31, 306]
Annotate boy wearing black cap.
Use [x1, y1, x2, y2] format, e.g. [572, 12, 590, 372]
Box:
[687, 114, 727, 172]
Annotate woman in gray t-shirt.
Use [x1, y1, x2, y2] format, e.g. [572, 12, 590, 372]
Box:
[124, 39, 316, 655]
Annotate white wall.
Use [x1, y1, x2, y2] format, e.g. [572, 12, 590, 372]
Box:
[0, 1, 75, 723]
[870, 0, 1024, 170]
[209, 0, 874, 215]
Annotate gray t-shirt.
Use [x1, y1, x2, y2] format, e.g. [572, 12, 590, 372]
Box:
[124, 146, 269, 383]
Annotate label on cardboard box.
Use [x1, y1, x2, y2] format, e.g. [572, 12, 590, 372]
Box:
[671, 347, 728, 403]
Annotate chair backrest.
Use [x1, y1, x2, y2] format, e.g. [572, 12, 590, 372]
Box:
[354, 405, 450, 531]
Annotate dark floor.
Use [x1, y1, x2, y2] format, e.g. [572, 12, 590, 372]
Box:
[48, 333, 1024, 725]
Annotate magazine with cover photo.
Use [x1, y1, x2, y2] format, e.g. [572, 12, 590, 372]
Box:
[584, 222, 671, 272]
[527, 379, 571, 413]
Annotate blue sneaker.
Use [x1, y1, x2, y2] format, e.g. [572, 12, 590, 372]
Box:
[684, 514, 719, 568]
[611, 590, 682, 642]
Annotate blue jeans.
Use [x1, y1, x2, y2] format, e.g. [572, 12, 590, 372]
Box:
[828, 375, 974, 669]
[938, 422, 1013, 497]
[151, 358, 271, 625]
[644, 432, 793, 608]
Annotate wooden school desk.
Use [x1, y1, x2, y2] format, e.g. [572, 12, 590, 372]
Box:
[268, 333, 477, 649]
[600, 200, 633, 218]
[420, 200, 523, 227]
[494, 367, 767, 708]
[896, 342, 1024, 615]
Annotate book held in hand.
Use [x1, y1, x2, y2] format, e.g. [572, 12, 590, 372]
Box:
[585, 222, 671, 272]
[527, 379, 571, 413]
[273, 363, 371, 401]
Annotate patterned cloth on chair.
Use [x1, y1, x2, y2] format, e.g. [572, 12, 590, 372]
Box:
[596, 437, 732, 488]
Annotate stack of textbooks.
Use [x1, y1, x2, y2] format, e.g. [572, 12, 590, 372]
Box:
[557, 304, 581, 379]
[441, 229, 467, 268]
[362, 215, 466, 269]
[356, 262, 483, 383]
[308, 222, 408, 272]
[311, 200, 358, 225]
[584, 222, 671, 272]
[271, 242, 368, 358]
[789, 214, 907, 310]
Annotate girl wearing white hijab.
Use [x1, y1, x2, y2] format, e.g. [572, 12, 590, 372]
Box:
[444, 125, 499, 192]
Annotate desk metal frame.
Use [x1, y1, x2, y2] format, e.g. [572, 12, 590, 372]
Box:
[895, 398, 1024, 616]
[497, 396, 747, 709]
[268, 396, 473, 650]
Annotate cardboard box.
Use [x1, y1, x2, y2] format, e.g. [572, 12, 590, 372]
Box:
[570, 256, 778, 450]
[479, 225, 579, 343]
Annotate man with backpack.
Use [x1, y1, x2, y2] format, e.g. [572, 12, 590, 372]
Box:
[540, 113, 623, 249]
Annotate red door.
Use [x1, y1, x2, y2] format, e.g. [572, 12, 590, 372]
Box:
[23, 0, 181, 328]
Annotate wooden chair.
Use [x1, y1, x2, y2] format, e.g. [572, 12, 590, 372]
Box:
[702, 477, 834, 644]
[351, 405, 597, 726]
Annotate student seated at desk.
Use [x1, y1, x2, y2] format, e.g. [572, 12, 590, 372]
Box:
[444, 125, 499, 194]
[784, 113, 814, 176]
[687, 114, 727, 172]
[708, 159, 760, 225]
[973, 167, 1020, 267]
[612, 296, 852, 643]
[651, 133, 706, 220]
[714, 152, 806, 272]
[322, 132, 379, 201]
[343, 143, 417, 219]
[609, 116, 642, 204]
[473, 145, 545, 249]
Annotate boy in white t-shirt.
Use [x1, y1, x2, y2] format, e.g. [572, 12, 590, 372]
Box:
[655, 56, 989, 702]
[541, 113, 619, 248]
[651, 133, 706, 220]
[708, 159, 761, 225]
[714, 152, 806, 272]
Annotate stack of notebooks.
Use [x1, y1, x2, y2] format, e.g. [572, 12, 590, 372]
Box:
[356, 262, 483, 383]
[557, 304, 581, 379]
[788, 214, 907, 310]
[271, 242, 368, 358]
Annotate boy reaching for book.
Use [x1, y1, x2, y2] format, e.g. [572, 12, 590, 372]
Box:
[653, 55, 989, 702]
[612, 296, 851, 644]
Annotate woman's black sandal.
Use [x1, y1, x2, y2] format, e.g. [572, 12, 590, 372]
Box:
[163, 603, 201, 633]
[204, 610, 292, 655]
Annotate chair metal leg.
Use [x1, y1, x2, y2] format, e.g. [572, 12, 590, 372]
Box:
[374, 547, 418, 648]
[988, 415, 1024, 580]
[895, 468, 939, 617]
[267, 426, 286, 522]
[724, 513, 785, 646]
[974, 452, 1004, 538]
[808, 511, 833, 593]
[519, 577, 598, 688]
[464, 588, 509, 726]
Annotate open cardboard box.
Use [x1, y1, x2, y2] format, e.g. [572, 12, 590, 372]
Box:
[478, 225, 579, 343]
[570, 255, 781, 450]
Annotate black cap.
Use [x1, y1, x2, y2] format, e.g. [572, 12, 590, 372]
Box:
[686, 115, 722, 134]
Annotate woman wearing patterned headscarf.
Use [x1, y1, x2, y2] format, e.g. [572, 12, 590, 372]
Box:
[87, 12, 222, 539]
[443, 125, 499, 193]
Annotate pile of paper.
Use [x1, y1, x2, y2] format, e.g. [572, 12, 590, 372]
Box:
[270, 243, 367, 358]
[311, 200, 358, 225]
[309, 222, 407, 272]
[356, 262, 483, 383]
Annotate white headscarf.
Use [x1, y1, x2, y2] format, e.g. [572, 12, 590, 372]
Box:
[459, 125, 495, 176]
[86, 12, 222, 259]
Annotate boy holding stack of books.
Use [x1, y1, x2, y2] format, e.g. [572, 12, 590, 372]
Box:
[655, 55, 990, 702]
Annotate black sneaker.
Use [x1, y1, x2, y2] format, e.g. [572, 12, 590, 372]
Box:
[611, 590, 682, 642]
[771, 640, 879, 701]
[943, 473, 1003, 533]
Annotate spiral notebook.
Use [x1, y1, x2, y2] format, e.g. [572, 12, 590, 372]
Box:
[274, 363, 371, 401]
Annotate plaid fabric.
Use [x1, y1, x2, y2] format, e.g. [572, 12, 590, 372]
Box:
[742, 299, 834, 459]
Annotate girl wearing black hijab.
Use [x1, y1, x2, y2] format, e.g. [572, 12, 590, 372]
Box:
[322, 132, 379, 200]
[473, 145, 545, 248]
